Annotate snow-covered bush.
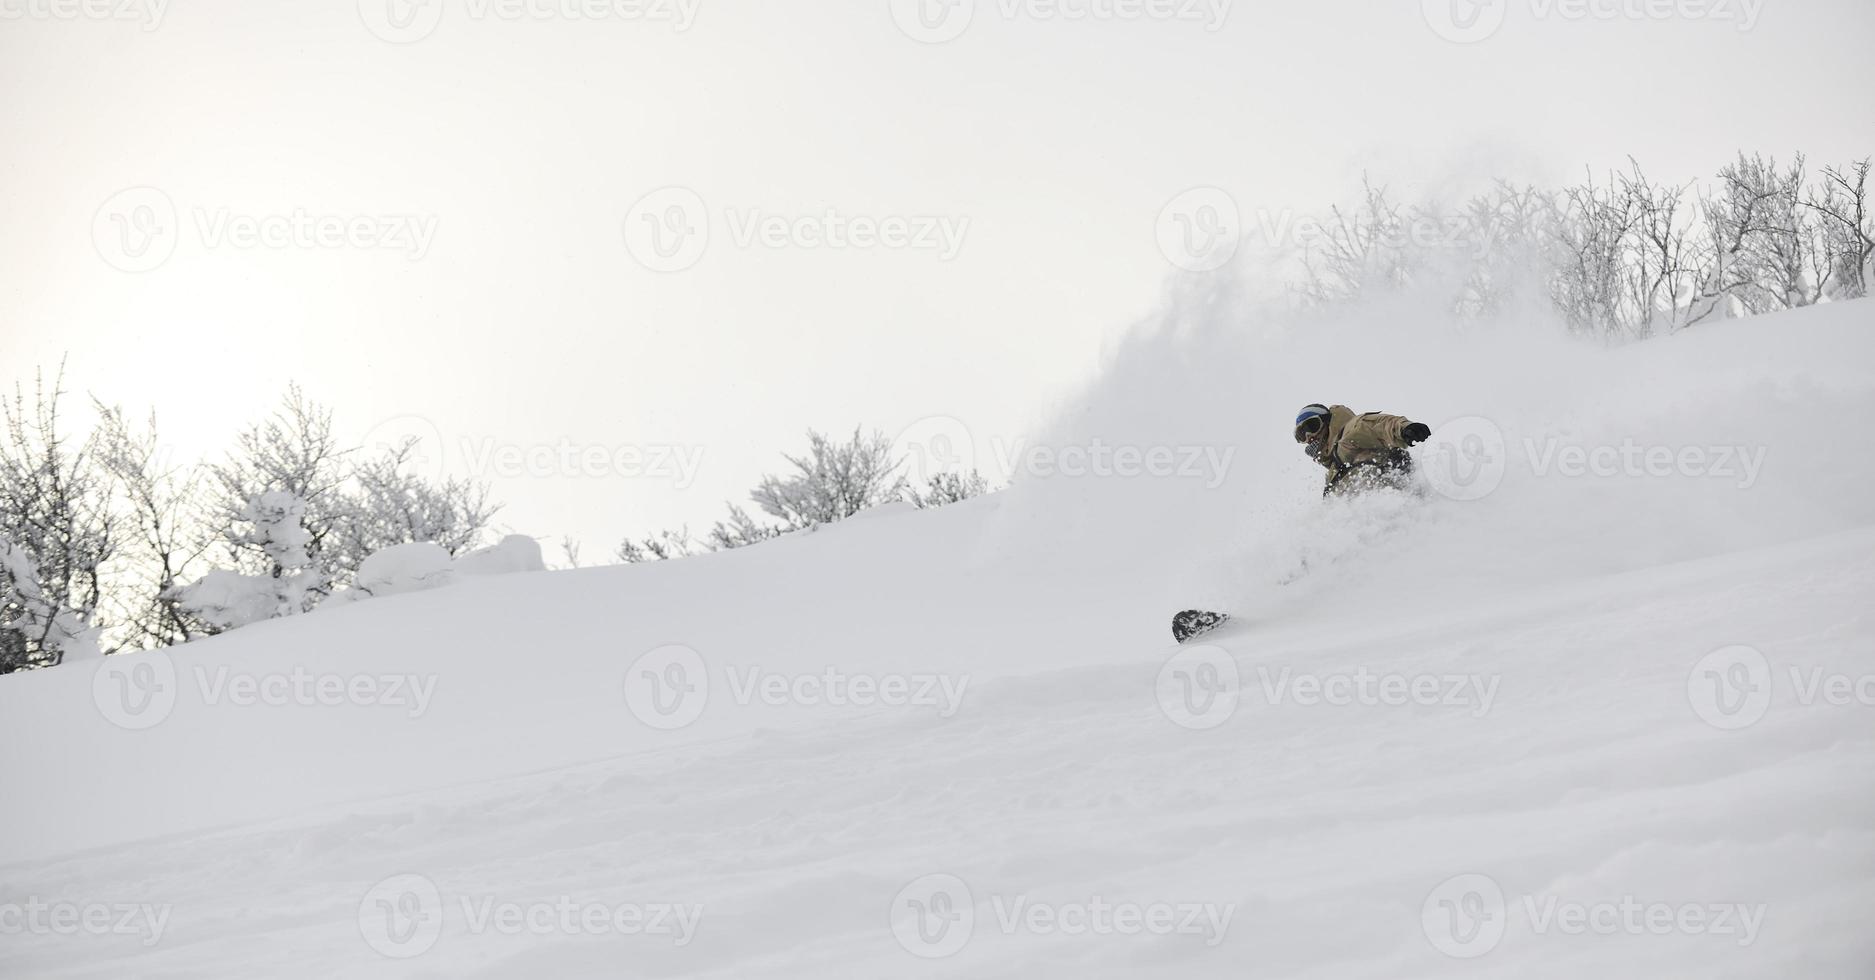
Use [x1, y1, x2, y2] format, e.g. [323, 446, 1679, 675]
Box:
[346, 541, 456, 599]
[335, 535, 545, 602]
[170, 492, 322, 632]
[454, 535, 545, 577]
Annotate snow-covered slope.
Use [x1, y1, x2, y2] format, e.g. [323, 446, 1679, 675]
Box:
[2, 300, 1872, 978]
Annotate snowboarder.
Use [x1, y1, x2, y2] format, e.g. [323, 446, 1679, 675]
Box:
[1171, 404, 1440, 643]
[1293, 403, 1432, 496]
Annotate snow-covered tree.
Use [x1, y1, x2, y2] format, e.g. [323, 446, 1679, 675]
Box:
[1, 536, 102, 671]
[201, 387, 498, 617]
[209, 385, 347, 596]
[0, 368, 115, 669]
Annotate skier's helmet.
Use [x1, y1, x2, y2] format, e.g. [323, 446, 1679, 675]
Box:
[1293, 404, 1331, 443]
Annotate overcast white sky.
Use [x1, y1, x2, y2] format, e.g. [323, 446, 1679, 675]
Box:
[2, 0, 1869, 555]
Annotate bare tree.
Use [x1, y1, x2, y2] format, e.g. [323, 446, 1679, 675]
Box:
[322, 437, 497, 586]
[1805, 158, 1874, 300]
[904, 471, 991, 509]
[1550, 167, 1648, 337]
[1302, 177, 1416, 305]
[1455, 180, 1559, 320]
[92, 403, 213, 649]
[617, 527, 700, 563]
[750, 428, 906, 531]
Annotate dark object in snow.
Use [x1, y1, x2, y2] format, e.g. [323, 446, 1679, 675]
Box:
[1172, 609, 1231, 643]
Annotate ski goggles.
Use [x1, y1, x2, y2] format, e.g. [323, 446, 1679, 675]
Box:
[1293, 405, 1330, 442]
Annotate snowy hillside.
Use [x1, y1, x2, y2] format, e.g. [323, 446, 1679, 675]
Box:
[3, 299, 1873, 978]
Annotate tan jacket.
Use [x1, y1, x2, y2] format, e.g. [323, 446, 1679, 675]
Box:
[1313, 405, 1414, 492]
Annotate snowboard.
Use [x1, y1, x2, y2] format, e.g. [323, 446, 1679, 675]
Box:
[1171, 609, 1231, 643]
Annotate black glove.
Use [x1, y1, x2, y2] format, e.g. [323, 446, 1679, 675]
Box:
[1402, 422, 1432, 445]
